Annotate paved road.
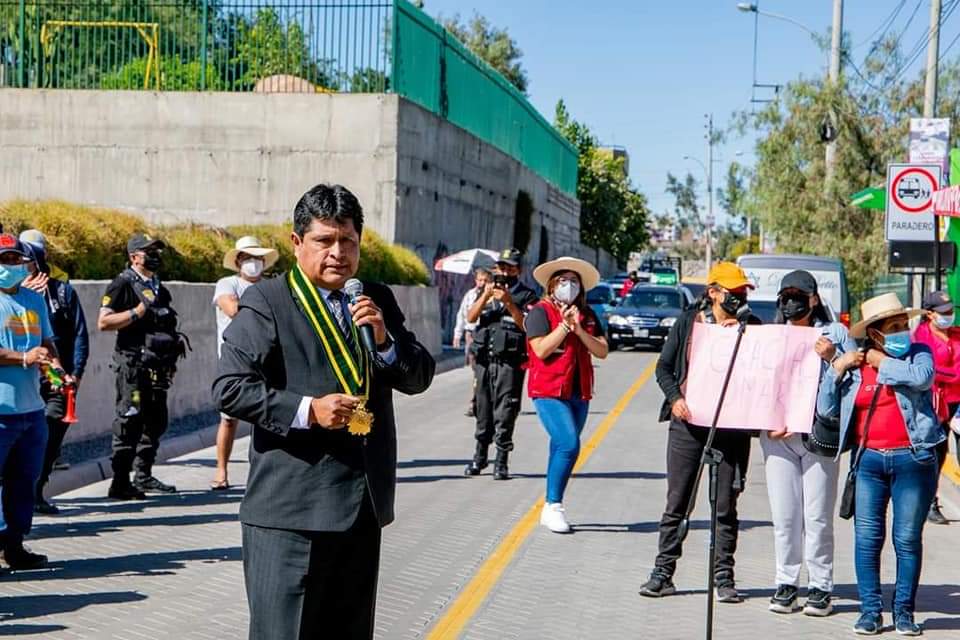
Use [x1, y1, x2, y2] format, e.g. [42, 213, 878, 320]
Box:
[3, 352, 960, 639]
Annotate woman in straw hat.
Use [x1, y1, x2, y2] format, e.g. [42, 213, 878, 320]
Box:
[526, 257, 608, 533]
[818, 293, 944, 636]
[211, 236, 279, 490]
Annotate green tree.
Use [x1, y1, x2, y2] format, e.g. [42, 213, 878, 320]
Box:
[665, 172, 703, 233]
[443, 12, 528, 94]
[101, 56, 223, 91]
[554, 100, 650, 262]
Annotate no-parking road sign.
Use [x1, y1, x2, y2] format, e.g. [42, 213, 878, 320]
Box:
[885, 163, 942, 241]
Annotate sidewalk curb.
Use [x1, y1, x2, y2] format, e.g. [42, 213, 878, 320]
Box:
[47, 357, 468, 498]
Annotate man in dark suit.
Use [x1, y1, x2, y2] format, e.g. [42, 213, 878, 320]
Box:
[213, 184, 436, 639]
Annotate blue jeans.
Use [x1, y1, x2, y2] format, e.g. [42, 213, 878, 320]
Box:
[854, 447, 938, 618]
[0, 410, 47, 547]
[534, 397, 589, 503]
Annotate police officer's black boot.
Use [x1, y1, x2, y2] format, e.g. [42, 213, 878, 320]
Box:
[493, 450, 509, 480]
[464, 443, 489, 476]
[108, 473, 146, 501]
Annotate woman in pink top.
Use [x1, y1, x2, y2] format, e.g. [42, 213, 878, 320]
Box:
[912, 290, 960, 524]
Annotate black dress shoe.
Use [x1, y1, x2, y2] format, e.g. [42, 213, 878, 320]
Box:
[133, 476, 177, 494]
[2, 545, 48, 570]
[34, 499, 60, 515]
[108, 481, 146, 500]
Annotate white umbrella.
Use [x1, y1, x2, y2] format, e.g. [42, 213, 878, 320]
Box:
[434, 248, 498, 275]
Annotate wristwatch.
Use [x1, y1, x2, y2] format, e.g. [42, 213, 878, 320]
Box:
[129, 308, 139, 322]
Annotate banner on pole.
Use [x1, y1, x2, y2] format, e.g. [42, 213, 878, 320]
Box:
[684, 323, 822, 433]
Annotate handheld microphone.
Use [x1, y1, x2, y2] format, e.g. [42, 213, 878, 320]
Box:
[344, 278, 378, 356]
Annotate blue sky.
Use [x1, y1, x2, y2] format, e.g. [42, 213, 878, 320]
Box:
[418, 1, 957, 219]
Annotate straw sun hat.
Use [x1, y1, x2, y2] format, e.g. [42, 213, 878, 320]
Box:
[223, 236, 279, 272]
[533, 257, 601, 292]
[849, 292, 923, 339]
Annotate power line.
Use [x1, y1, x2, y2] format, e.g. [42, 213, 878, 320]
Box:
[856, 1, 906, 53]
[883, 0, 959, 89]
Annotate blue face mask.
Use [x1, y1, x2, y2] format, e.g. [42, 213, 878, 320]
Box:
[0, 263, 27, 289]
[881, 330, 912, 358]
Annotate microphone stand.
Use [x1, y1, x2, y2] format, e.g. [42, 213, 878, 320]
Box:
[677, 306, 750, 640]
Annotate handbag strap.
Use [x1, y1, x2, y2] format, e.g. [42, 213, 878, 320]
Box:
[850, 381, 883, 472]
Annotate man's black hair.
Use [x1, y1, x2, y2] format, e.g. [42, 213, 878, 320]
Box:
[293, 184, 364, 238]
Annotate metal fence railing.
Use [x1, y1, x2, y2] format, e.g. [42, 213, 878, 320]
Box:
[0, 0, 576, 195]
[0, 1, 391, 92]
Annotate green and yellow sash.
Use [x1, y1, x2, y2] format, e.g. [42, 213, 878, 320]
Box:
[287, 264, 370, 399]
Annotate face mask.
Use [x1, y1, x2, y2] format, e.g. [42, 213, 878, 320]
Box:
[780, 295, 811, 322]
[0, 263, 27, 289]
[241, 258, 264, 279]
[503, 274, 519, 287]
[554, 281, 581, 304]
[719, 291, 745, 316]
[934, 313, 954, 329]
[143, 251, 162, 272]
[881, 330, 911, 358]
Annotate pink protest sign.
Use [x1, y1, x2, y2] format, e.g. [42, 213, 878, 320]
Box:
[684, 323, 822, 433]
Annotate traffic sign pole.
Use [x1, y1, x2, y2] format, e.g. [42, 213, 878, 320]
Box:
[935, 212, 942, 290]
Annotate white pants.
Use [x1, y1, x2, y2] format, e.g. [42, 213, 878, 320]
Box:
[760, 433, 840, 591]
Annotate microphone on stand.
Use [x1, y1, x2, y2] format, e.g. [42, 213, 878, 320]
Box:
[736, 303, 751, 333]
[344, 278, 378, 356]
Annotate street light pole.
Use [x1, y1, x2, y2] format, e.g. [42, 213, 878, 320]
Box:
[706, 114, 714, 269]
[824, 0, 843, 185]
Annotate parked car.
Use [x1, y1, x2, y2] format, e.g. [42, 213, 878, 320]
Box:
[737, 253, 850, 327]
[606, 285, 693, 350]
[586, 282, 615, 333]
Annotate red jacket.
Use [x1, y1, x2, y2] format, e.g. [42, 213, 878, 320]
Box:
[526, 300, 597, 400]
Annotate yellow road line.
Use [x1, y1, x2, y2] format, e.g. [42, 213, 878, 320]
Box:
[944, 453, 960, 487]
[426, 357, 659, 640]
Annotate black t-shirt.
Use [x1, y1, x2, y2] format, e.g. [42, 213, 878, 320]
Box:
[476, 282, 539, 333]
[101, 271, 174, 352]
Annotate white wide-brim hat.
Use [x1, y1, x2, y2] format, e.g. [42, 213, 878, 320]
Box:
[533, 257, 601, 292]
[223, 236, 279, 271]
[849, 292, 923, 338]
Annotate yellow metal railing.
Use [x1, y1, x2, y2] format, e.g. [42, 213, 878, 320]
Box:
[40, 20, 161, 90]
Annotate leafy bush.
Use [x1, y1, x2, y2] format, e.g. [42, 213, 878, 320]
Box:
[101, 56, 223, 91]
[0, 200, 429, 286]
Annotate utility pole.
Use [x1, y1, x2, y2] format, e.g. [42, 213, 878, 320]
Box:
[705, 113, 714, 270]
[926, 0, 943, 293]
[824, 0, 843, 184]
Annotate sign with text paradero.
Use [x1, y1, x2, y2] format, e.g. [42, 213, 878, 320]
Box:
[885, 163, 942, 242]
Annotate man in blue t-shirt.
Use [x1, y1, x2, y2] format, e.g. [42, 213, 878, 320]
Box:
[0, 233, 69, 571]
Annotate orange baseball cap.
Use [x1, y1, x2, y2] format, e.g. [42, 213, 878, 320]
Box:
[707, 262, 754, 290]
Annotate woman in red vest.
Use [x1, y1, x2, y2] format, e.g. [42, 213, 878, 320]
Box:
[527, 257, 609, 533]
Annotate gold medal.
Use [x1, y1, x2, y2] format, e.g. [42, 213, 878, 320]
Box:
[347, 400, 374, 436]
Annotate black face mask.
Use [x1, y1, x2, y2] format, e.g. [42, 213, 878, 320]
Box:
[779, 294, 811, 321]
[143, 251, 162, 272]
[719, 291, 745, 316]
[503, 274, 519, 287]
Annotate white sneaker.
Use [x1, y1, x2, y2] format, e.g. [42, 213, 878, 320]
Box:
[540, 502, 572, 533]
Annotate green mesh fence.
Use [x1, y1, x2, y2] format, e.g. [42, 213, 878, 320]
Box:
[0, 0, 577, 194]
[392, 0, 577, 195]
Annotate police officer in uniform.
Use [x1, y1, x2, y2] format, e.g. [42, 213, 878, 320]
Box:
[464, 248, 538, 480]
[98, 234, 185, 499]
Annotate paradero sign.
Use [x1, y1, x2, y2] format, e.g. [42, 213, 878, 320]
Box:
[885, 163, 942, 242]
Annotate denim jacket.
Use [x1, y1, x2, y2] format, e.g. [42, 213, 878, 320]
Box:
[816, 343, 945, 455]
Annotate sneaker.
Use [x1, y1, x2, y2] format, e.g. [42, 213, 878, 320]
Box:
[895, 613, 923, 636]
[108, 481, 146, 501]
[927, 497, 949, 525]
[803, 587, 833, 617]
[33, 498, 60, 516]
[2, 544, 48, 570]
[715, 581, 743, 604]
[540, 503, 572, 533]
[768, 584, 799, 613]
[854, 612, 883, 635]
[639, 572, 676, 598]
[133, 476, 177, 494]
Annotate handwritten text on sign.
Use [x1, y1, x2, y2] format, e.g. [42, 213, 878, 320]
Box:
[685, 323, 823, 433]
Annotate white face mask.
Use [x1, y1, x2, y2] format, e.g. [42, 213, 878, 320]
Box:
[240, 258, 264, 279]
[554, 280, 581, 304]
[934, 313, 954, 329]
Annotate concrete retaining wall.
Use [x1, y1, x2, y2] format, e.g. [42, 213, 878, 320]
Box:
[0, 90, 400, 235]
[65, 280, 441, 447]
